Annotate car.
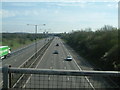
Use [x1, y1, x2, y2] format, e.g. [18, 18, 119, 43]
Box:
[65, 55, 72, 61]
[56, 43, 59, 46]
[53, 50, 59, 54]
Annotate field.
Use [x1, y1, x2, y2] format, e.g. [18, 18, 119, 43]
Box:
[1, 33, 44, 50]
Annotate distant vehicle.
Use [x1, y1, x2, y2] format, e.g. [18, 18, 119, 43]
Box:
[65, 55, 72, 61]
[56, 43, 59, 46]
[53, 50, 58, 54]
[0, 46, 11, 59]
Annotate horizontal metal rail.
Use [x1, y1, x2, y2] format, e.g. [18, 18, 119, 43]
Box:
[1, 66, 120, 89]
[19, 38, 53, 68]
[10, 39, 53, 88]
[0, 38, 54, 89]
[7, 67, 120, 76]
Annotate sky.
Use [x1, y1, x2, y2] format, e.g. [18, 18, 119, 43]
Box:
[0, 0, 119, 33]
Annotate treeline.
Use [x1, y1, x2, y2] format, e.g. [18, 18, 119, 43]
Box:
[2, 33, 44, 50]
[61, 25, 119, 71]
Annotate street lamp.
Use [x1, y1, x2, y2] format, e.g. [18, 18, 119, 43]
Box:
[27, 24, 46, 58]
[43, 29, 50, 44]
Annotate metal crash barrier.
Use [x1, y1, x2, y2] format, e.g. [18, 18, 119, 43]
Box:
[1, 38, 53, 89]
[1, 66, 120, 89]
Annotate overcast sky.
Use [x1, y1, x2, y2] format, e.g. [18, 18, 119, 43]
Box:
[0, 0, 118, 33]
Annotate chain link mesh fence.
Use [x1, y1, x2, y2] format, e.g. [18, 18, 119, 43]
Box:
[1, 67, 119, 90]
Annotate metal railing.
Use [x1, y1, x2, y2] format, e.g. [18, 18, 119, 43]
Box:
[0, 38, 54, 90]
[1, 66, 120, 89]
[6, 38, 53, 88]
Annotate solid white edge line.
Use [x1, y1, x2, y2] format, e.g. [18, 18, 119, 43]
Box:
[0, 39, 48, 88]
[22, 39, 53, 88]
[60, 39, 95, 90]
[67, 77, 70, 81]
[49, 76, 51, 80]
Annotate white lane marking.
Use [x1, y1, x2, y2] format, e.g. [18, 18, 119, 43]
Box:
[0, 78, 3, 88]
[23, 40, 48, 88]
[49, 76, 51, 80]
[0, 39, 46, 87]
[13, 74, 25, 88]
[60, 39, 95, 90]
[50, 67, 53, 69]
[0, 81, 2, 85]
[72, 58, 82, 71]
[72, 58, 95, 89]
[23, 39, 49, 66]
[67, 77, 70, 81]
[19, 43, 45, 68]
[14, 59, 16, 62]
[23, 39, 53, 88]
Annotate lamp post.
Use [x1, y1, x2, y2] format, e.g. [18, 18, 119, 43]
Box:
[43, 29, 50, 44]
[27, 24, 46, 58]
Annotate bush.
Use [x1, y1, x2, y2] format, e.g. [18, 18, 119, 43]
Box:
[61, 25, 119, 71]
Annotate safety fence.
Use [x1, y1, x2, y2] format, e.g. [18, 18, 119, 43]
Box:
[1, 66, 120, 90]
[7, 38, 53, 88]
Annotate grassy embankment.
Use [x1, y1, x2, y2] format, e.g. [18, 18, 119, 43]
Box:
[2, 33, 44, 50]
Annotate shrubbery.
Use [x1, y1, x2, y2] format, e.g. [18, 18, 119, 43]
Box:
[61, 25, 119, 71]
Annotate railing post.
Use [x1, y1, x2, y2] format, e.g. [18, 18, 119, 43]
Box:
[2, 65, 9, 89]
[9, 65, 12, 88]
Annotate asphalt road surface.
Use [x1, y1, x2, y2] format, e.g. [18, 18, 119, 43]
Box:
[22, 37, 115, 89]
[2, 38, 50, 67]
[0, 38, 50, 88]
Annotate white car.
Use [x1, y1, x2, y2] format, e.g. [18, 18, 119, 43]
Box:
[65, 55, 72, 61]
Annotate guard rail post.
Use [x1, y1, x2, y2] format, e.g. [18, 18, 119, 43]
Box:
[2, 66, 9, 89]
[8, 65, 12, 88]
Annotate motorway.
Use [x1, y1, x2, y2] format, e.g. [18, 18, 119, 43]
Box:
[21, 37, 113, 89]
[0, 37, 118, 89]
[2, 38, 49, 67]
[0, 38, 50, 88]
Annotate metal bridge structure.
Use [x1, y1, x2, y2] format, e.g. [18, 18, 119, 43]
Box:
[0, 66, 120, 89]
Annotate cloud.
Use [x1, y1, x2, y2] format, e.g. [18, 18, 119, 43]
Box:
[48, 9, 110, 24]
[50, 1, 118, 9]
[1, 1, 117, 32]
[107, 3, 118, 8]
[10, 3, 37, 7]
[2, 0, 119, 2]
[1, 9, 43, 18]
[0, 9, 17, 18]
[56, 2, 86, 8]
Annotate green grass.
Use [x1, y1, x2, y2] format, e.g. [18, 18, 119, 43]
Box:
[2, 39, 41, 51]
[2, 33, 44, 51]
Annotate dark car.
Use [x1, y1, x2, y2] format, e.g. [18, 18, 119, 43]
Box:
[53, 50, 59, 54]
[56, 44, 59, 46]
